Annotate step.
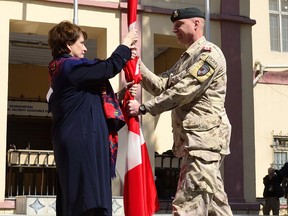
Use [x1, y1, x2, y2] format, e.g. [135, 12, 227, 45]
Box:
[13, 195, 125, 216]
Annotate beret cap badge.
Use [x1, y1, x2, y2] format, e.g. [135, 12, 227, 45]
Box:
[173, 10, 179, 19]
[170, 7, 205, 23]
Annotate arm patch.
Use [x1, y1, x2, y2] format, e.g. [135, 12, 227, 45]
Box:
[189, 55, 217, 83]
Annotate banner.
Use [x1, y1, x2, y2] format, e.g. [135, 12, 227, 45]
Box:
[8, 100, 51, 117]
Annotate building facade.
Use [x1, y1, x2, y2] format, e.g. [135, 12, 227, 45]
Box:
[0, 0, 258, 214]
[251, 0, 288, 204]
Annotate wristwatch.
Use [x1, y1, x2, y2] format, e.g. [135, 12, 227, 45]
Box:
[139, 104, 147, 115]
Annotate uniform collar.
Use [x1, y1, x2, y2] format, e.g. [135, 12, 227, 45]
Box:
[184, 36, 206, 56]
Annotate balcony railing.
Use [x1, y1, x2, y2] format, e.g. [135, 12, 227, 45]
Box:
[154, 153, 181, 213]
[6, 149, 181, 214]
[6, 149, 57, 197]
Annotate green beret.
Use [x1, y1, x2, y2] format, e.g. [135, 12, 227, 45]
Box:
[170, 7, 205, 23]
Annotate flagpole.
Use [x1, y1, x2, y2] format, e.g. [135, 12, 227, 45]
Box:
[117, 1, 160, 215]
[205, 0, 210, 40]
[73, 0, 79, 25]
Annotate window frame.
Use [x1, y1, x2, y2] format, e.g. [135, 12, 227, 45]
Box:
[269, 0, 288, 52]
[271, 135, 288, 169]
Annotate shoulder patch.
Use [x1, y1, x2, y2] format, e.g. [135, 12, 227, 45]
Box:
[189, 55, 216, 83]
[197, 63, 211, 76]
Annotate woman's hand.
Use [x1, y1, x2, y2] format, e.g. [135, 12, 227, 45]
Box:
[127, 81, 138, 97]
[117, 81, 138, 101]
[122, 29, 138, 48]
[130, 45, 139, 59]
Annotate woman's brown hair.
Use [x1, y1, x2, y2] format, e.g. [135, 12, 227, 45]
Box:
[48, 21, 88, 58]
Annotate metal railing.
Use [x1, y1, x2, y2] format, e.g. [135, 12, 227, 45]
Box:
[5, 149, 181, 212]
[6, 149, 57, 197]
[154, 153, 181, 213]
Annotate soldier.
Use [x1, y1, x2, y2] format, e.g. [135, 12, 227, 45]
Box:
[262, 167, 283, 215]
[127, 7, 233, 216]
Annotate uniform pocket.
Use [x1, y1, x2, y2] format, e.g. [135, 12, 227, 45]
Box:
[183, 115, 221, 132]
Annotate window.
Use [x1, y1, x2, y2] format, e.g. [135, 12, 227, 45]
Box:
[271, 136, 288, 169]
[269, 0, 288, 52]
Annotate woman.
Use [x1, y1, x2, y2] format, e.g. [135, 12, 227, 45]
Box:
[47, 21, 137, 216]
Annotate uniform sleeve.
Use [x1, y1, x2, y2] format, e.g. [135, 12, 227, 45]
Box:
[139, 60, 169, 96]
[67, 45, 131, 86]
[144, 52, 219, 116]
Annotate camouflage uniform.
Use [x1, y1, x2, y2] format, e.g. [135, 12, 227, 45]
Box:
[140, 36, 232, 215]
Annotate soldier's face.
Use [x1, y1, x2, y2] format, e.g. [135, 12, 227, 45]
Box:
[268, 167, 274, 175]
[172, 18, 202, 47]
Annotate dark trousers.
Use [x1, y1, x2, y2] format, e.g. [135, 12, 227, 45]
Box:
[263, 197, 280, 215]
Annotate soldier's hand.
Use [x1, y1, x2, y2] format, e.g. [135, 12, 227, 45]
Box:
[126, 99, 141, 116]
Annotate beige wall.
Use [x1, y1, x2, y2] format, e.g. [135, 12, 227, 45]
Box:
[251, 0, 288, 198]
[254, 83, 288, 197]
[251, 0, 288, 66]
[141, 0, 221, 14]
[0, 12, 9, 203]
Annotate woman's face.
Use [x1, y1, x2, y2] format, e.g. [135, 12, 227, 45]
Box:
[67, 34, 87, 58]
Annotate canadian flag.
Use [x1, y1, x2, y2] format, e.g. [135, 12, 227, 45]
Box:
[116, 0, 159, 215]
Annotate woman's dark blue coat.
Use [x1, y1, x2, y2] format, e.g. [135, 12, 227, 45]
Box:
[48, 45, 131, 216]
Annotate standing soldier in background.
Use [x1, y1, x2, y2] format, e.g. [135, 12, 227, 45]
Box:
[262, 167, 283, 215]
[127, 7, 232, 216]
